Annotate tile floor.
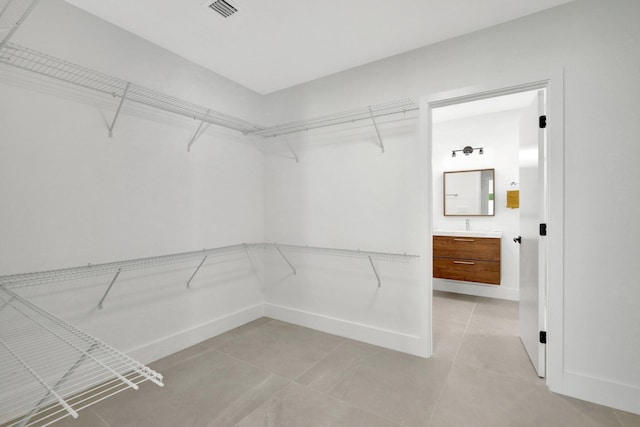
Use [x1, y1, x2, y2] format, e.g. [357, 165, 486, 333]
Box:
[56, 291, 640, 426]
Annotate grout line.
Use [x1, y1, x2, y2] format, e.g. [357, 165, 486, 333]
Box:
[293, 340, 346, 384]
[613, 409, 625, 427]
[93, 408, 113, 427]
[426, 298, 477, 427]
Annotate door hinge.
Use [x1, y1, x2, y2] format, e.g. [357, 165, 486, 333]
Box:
[539, 223, 547, 236]
[539, 115, 547, 129]
[540, 331, 547, 344]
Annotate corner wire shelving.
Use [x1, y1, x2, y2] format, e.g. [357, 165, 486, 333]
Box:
[0, 244, 252, 308]
[0, 286, 164, 427]
[245, 98, 420, 155]
[0, 42, 263, 145]
[0, 0, 40, 50]
[0, 242, 417, 424]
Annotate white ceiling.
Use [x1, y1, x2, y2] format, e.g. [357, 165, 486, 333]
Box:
[65, 0, 573, 95]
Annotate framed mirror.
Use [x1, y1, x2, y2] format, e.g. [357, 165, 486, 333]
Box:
[444, 169, 495, 216]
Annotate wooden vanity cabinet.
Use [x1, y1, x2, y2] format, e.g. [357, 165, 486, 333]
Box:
[433, 236, 501, 285]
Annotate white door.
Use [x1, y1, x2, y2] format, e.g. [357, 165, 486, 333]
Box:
[517, 89, 547, 377]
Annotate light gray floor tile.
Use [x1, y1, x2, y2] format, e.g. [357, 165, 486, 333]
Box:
[429, 364, 622, 427]
[91, 381, 208, 427]
[319, 349, 452, 427]
[50, 293, 639, 427]
[149, 339, 219, 372]
[296, 339, 384, 391]
[214, 318, 345, 379]
[46, 408, 111, 427]
[92, 351, 288, 427]
[236, 382, 401, 427]
[432, 317, 467, 361]
[433, 290, 476, 325]
[454, 333, 542, 384]
[617, 410, 640, 426]
[466, 296, 519, 336]
[204, 317, 272, 349]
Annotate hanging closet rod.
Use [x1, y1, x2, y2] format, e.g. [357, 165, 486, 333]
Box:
[259, 243, 419, 262]
[0, 286, 163, 427]
[0, 244, 250, 289]
[0, 0, 40, 50]
[0, 243, 418, 289]
[0, 43, 263, 134]
[246, 98, 419, 139]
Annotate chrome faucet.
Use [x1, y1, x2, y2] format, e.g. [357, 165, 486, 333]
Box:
[465, 219, 470, 231]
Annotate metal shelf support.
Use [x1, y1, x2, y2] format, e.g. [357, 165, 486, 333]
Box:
[97, 268, 122, 310]
[282, 136, 299, 163]
[107, 82, 130, 137]
[368, 106, 385, 153]
[276, 247, 296, 275]
[186, 256, 208, 289]
[187, 111, 210, 152]
[368, 255, 381, 288]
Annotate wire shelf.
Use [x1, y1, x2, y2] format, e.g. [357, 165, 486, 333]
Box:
[0, 43, 263, 134]
[0, 244, 250, 289]
[0, 0, 40, 48]
[0, 286, 164, 427]
[246, 98, 419, 139]
[260, 243, 419, 262]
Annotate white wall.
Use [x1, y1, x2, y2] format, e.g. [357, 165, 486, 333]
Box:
[263, 0, 640, 414]
[0, 0, 266, 364]
[262, 118, 429, 356]
[2, 0, 640, 415]
[432, 109, 522, 300]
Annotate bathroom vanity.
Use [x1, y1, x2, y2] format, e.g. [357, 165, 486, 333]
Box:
[432, 230, 501, 285]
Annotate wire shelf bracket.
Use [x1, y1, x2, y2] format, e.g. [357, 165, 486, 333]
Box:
[107, 82, 130, 137]
[368, 106, 385, 153]
[186, 112, 210, 152]
[367, 255, 381, 288]
[186, 255, 208, 289]
[282, 136, 299, 163]
[276, 247, 296, 275]
[0, 286, 164, 427]
[96, 268, 121, 310]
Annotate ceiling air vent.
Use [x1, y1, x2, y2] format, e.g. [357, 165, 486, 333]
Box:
[207, 0, 238, 18]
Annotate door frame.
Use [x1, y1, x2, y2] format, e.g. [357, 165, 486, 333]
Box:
[419, 69, 564, 390]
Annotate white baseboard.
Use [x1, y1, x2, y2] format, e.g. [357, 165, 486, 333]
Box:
[264, 303, 428, 358]
[433, 279, 519, 301]
[125, 303, 265, 365]
[556, 371, 640, 415]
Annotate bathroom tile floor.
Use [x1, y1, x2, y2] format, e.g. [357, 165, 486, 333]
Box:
[56, 291, 640, 427]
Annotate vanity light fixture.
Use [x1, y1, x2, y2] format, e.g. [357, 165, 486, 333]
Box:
[452, 145, 484, 157]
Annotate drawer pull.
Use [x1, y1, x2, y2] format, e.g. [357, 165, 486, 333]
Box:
[453, 238, 475, 242]
[453, 260, 475, 265]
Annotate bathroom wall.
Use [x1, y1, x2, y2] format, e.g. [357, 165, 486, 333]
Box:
[432, 108, 524, 300]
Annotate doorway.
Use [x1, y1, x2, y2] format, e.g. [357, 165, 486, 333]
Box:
[423, 78, 564, 386]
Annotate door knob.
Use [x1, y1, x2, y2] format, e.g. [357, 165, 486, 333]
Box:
[513, 236, 522, 244]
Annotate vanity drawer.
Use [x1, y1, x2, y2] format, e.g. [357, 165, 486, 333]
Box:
[433, 257, 501, 285]
[433, 236, 500, 262]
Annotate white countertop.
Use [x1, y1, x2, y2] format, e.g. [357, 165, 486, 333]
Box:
[433, 230, 503, 238]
